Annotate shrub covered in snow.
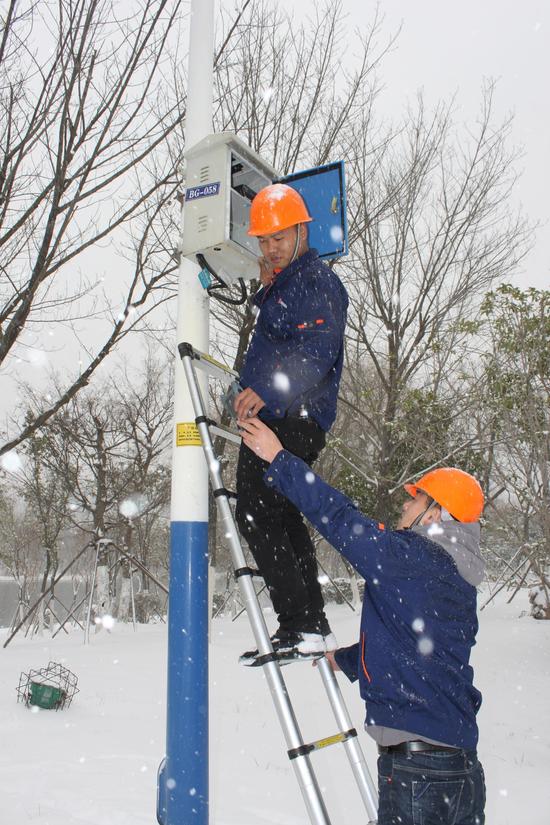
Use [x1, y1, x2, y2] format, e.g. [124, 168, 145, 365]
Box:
[528, 584, 550, 620]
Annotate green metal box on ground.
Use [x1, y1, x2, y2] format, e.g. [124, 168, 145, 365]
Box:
[29, 681, 66, 709]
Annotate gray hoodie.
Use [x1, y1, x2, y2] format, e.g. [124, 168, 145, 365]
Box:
[413, 520, 485, 586]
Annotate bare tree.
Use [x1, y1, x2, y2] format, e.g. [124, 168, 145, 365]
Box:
[0, 0, 254, 456]
[16, 427, 72, 627]
[340, 86, 531, 521]
[110, 352, 172, 619]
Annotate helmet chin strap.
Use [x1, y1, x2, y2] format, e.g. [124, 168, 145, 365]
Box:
[290, 224, 301, 264]
[408, 496, 436, 529]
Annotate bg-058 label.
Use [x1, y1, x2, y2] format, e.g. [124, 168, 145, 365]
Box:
[185, 182, 221, 201]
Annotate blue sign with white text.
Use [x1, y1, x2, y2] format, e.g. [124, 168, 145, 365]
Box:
[185, 182, 221, 201]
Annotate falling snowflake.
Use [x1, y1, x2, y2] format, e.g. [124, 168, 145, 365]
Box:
[0, 450, 22, 474]
[262, 86, 274, 104]
[418, 636, 434, 655]
[273, 372, 290, 392]
[119, 494, 148, 519]
[95, 614, 116, 630]
[28, 348, 48, 367]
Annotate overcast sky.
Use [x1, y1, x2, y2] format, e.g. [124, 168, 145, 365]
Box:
[279, 0, 549, 288]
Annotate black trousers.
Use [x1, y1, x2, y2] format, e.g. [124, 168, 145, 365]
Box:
[235, 417, 329, 635]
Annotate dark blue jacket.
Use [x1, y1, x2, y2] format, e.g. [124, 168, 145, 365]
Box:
[264, 451, 483, 750]
[239, 249, 348, 432]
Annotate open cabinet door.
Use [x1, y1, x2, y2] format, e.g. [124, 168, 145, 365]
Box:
[280, 161, 348, 260]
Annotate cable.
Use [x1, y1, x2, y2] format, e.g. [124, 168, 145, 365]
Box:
[196, 253, 248, 306]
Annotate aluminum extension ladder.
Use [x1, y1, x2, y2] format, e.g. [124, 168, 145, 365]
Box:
[179, 341, 378, 825]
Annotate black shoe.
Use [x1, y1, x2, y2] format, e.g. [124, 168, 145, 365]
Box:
[239, 631, 326, 667]
[239, 630, 295, 666]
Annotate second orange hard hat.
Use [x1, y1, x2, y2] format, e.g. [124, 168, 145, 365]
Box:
[404, 467, 484, 523]
[248, 183, 312, 236]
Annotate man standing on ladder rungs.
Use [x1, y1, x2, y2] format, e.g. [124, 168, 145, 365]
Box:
[233, 183, 348, 665]
[237, 415, 486, 825]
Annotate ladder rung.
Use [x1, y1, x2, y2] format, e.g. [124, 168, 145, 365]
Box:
[179, 341, 239, 384]
[210, 423, 241, 445]
[288, 729, 358, 760]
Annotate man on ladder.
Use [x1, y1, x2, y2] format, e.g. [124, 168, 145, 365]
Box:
[233, 183, 348, 664]
[238, 416, 487, 825]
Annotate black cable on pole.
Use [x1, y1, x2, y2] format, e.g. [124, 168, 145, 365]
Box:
[196, 253, 248, 306]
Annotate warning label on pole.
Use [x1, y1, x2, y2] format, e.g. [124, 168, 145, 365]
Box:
[176, 422, 202, 447]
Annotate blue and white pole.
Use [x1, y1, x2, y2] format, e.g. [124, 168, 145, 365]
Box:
[157, 0, 214, 823]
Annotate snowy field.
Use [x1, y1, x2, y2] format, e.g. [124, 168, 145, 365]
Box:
[1, 588, 549, 825]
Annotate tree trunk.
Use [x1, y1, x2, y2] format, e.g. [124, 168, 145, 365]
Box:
[116, 523, 133, 621]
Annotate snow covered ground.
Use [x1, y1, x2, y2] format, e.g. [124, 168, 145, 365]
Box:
[1, 587, 549, 825]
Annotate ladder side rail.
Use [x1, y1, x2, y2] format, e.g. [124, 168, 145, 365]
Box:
[180, 351, 333, 825]
[316, 657, 378, 823]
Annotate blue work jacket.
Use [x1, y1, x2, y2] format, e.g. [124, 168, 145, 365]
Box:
[239, 249, 348, 432]
[264, 450, 483, 750]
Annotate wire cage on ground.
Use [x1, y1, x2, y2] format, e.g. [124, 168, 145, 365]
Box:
[16, 661, 79, 710]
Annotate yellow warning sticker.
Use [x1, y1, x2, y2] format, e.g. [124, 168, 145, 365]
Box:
[176, 422, 202, 447]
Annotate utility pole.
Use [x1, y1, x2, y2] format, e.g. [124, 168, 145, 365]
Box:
[157, 1, 214, 823]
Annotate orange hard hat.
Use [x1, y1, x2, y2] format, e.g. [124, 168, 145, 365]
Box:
[404, 467, 484, 523]
[248, 183, 312, 236]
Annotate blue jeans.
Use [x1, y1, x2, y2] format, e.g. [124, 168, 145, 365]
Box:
[377, 749, 485, 825]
